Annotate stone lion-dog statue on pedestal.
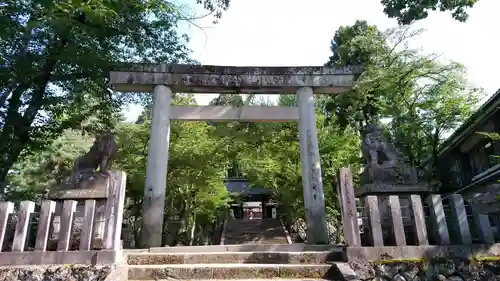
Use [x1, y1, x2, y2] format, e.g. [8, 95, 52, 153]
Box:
[70, 133, 118, 188]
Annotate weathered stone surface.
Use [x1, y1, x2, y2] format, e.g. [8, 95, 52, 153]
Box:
[468, 190, 500, 214]
[0, 265, 111, 281]
[112, 63, 363, 75]
[109, 64, 362, 94]
[169, 105, 298, 122]
[50, 172, 109, 198]
[128, 264, 335, 280]
[355, 183, 433, 197]
[143, 243, 345, 253]
[127, 251, 339, 265]
[359, 123, 422, 189]
[349, 259, 500, 281]
[346, 245, 500, 261]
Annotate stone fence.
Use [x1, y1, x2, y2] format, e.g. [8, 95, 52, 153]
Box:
[337, 167, 499, 259]
[0, 171, 126, 265]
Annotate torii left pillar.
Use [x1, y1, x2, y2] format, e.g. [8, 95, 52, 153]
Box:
[297, 86, 329, 244]
[141, 85, 172, 248]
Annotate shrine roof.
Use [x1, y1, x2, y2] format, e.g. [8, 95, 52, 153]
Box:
[437, 88, 500, 157]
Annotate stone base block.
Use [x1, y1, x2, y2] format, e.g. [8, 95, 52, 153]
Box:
[355, 183, 433, 197]
[0, 250, 123, 266]
[127, 264, 336, 280]
[127, 251, 343, 265]
[346, 245, 500, 261]
[129, 279, 330, 281]
[145, 243, 345, 253]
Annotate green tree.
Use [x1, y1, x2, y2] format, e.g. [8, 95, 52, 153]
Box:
[381, 0, 479, 24]
[210, 95, 360, 243]
[324, 21, 482, 178]
[0, 0, 230, 194]
[324, 20, 393, 132]
[6, 129, 94, 201]
[110, 93, 232, 246]
[8, 93, 232, 246]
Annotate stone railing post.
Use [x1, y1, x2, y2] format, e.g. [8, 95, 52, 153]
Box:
[0, 202, 14, 251]
[362, 195, 384, 246]
[48, 171, 127, 251]
[409, 194, 429, 245]
[387, 195, 406, 246]
[426, 194, 450, 245]
[448, 194, 472, 244]
[12, 201, 35, 251]
[103, 171, 127, 250]
[337, 168, 361, 246]
[471, 209, 494, 244]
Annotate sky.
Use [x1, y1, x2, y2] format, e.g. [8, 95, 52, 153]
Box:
[124, 0, 500, 122]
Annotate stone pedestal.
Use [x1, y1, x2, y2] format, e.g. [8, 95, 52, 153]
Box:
[47, 171, 125, 251]
[356, 163, 434, 247]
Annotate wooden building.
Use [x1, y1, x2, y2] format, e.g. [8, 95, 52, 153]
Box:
[225, 178, 278, 220]
[436, 89, 500, 194]
[435, 89, 500, 239]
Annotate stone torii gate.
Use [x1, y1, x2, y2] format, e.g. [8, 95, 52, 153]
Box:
[109, 64, 361, 247]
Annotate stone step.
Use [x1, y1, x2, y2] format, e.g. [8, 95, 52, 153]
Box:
[128, 264, 337, 280]
[223, 239, 289, 245]
[126, 243, 345, 253]
[127, 251, 342, 265]
[129, 278, 327, 281]
[225, 239, 289, 243]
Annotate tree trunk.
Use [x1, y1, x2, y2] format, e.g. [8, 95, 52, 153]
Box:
[189, 215, 196, 246]
[0, 35, 68, 193]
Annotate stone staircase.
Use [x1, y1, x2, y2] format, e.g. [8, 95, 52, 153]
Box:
[222, 219, 289, 245]
[126, 244, 348, 280]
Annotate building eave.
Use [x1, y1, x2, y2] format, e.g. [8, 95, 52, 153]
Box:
[437, 88, 500, 157]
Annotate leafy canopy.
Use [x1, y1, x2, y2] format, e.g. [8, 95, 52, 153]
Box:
[381, 0, 479, 24]
[0, 0, 230, 192]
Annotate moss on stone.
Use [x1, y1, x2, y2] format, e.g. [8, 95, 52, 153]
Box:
[375, 258, 425, 264]
[374, 256, 500, 265]
[470, 255, 500, 264]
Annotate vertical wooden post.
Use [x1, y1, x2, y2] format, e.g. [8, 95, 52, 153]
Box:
[409, 195, 429, 245]
[363, 195, 384, 246]
[387, 195, 406, 246]
[80, 199, 97, 250]
[337, 168, 361, 246]
[35, 200, 56, 251]
[0, 202, 14, 251]
[57, 200, 77, 251]
[12, 201, 36, 252]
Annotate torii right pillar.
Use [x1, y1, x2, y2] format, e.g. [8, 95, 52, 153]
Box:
[297, 86, 329, 244]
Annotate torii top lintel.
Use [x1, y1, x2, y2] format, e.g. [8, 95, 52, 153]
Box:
[109, 63, 363, 94]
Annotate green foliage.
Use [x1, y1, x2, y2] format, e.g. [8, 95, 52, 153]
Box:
[208, 95, 360, 243]
[324, 22, 482, 174]
[0, 0, 230, 193]
[381, 0, 479, 25]
[324, 20, 390, 130]
[6, 130, 93, 201]
[478, 132, 500, 141]
[4, 9, 485, 246]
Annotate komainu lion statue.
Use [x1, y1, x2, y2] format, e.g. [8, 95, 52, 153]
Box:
[361, 123, 404, 167]
[360, 123, 417, 184]
[70, 133, 118, 186]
